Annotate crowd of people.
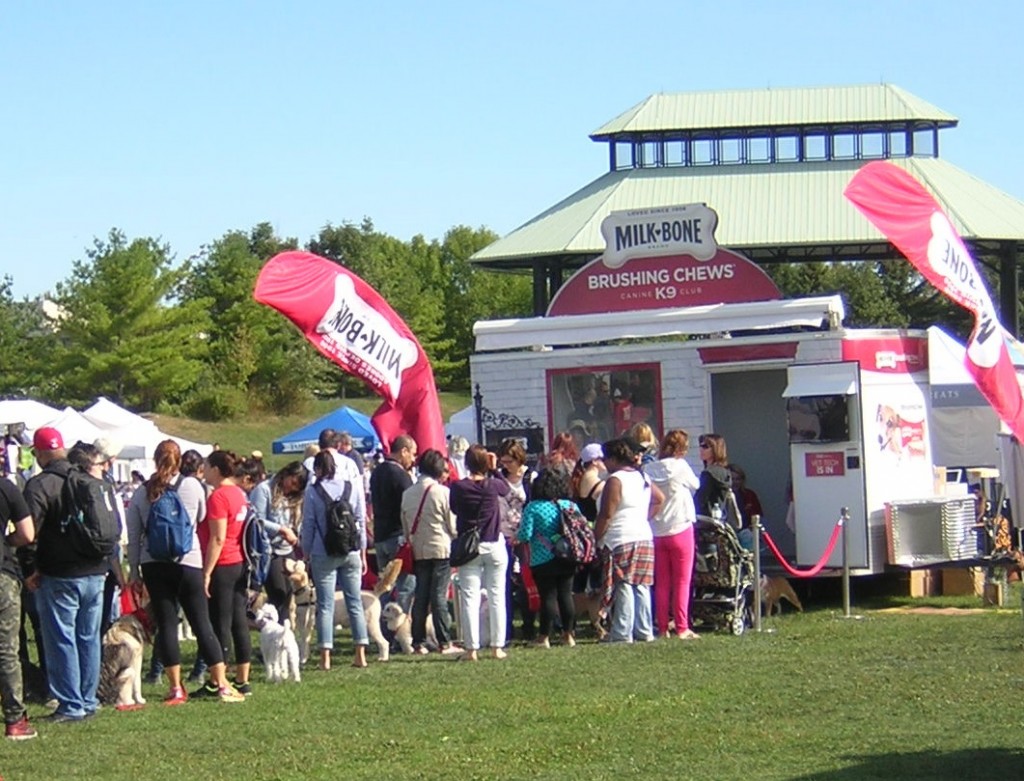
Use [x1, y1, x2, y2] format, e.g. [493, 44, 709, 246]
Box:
[0, 418, 762, 741]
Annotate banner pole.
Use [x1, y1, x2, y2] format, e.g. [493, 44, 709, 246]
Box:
[752, 513, 762, 633]
[841, 507, 851, 618]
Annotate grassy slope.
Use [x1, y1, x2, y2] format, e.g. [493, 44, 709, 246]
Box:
[150, 392, 472, 469]
[7, 603, 1023, 780]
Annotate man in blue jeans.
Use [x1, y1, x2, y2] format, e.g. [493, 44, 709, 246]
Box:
[370, 435, 417, 619]
[23, 429, 109, 722]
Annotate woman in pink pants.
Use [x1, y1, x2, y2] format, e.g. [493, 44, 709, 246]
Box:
[643, 430, 700, 639]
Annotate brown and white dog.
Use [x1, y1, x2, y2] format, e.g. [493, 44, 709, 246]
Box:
[761, 575, 803, 616]
[381, 602, 437, 654]
[284, 558, 310, 628]
[573, 591, 607, 640]
[295, 559, 402, 664]
[98, 611, 152, 711]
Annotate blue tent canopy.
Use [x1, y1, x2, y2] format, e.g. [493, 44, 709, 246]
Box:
[272, 405, 380, 455]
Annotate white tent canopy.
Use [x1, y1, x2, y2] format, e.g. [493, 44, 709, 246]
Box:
[81, 398, 212, 473]
[12, 397, 214, 482]
[83, 397, 155, 431]
[82, 397, 160, 461]
[445, 405, 477, 442]
[997, 433, 1024, 530]
[82, 397, 211, 457]
[44, 407, 106, 449]
[0, 399, 61, 432]
[926, 326, 1024, 468]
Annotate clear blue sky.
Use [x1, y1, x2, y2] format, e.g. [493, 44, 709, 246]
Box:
[2, 0, 1022, 298]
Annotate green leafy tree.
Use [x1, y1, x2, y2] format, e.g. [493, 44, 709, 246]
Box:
[183, 223, 327, 418]
[873, 259, 972, 335]
[52, 230, 211, 411]
[438, 225, 532, 387]
[308, 219, 460, 388]
[0, 278, 56, 399]
[766, 260, 969, 332]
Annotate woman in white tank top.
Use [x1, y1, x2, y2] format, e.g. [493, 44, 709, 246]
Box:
[594, 439, 664, 643]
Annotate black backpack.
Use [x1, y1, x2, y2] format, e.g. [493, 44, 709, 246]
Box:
[60, 468, 120, 560]
[314, 481, 360, 555]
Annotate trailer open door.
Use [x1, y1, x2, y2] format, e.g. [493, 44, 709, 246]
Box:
[783, 362, 868, 569]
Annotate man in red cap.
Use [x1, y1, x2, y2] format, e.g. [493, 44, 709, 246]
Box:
[23, 427, 108, 723]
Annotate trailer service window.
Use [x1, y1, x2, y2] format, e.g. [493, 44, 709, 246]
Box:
[547, 363, 663, 448]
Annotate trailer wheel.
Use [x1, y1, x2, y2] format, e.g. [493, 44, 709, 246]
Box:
[731, 613, 746, 636]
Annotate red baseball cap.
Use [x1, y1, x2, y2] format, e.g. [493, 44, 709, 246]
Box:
[32, 427, 64, 452]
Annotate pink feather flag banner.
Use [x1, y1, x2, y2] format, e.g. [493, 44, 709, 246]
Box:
[844, 160, 1024, 440]
[253, 250, 447, 456]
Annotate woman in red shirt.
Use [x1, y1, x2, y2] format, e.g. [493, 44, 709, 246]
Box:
[201, 450, 252, 695]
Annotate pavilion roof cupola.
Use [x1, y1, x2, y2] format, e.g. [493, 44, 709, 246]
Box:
[590, 84, 958, 172]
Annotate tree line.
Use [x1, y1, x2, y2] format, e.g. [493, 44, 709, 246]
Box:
[0, 221, 532, 419]
[0, 219, 974, 420]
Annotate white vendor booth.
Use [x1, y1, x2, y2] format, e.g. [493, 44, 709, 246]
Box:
[470, 204, 989, 574]
[0, 396, 213, 483]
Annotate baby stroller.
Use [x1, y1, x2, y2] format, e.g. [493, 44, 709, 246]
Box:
[690, 516, 755, 635]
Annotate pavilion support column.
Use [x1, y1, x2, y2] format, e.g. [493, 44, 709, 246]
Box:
[998, 242, 1020, 338]
[532, 259, 548, 316]
[547, 259, 563, 310]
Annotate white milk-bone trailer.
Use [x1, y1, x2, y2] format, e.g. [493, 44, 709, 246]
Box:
[470, 295, 997, 575]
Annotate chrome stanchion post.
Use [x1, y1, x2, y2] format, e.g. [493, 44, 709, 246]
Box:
[752, 513, 762, 633]
[841, 507, 851, 618]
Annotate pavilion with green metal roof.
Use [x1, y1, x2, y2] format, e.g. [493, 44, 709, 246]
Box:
[472, 84, 1024, 332]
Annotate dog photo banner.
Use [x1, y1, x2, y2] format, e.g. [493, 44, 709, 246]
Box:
[254, 250, 447, 455]
[845, 161, 1024, 441]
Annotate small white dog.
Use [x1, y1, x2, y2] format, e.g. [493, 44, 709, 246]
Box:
[382, 602, 437, 654]
[177, 610, 196, 642]
[254, 604, 301, 684]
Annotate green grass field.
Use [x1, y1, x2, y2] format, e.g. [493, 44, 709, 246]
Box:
[6, 596, 1023, 781]
[15, 402, 1022, 779]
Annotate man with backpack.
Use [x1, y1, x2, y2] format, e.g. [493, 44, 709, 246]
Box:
[23, 431, 115, 722]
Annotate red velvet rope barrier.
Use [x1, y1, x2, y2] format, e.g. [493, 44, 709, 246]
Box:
[762, 518, 844, 578]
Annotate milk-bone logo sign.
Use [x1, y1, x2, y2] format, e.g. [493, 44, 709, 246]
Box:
[546, 203, 781, 317]
[314, 274, 419, 401]
[601, 204, 719, 268]
[841, 337, 928, 375]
